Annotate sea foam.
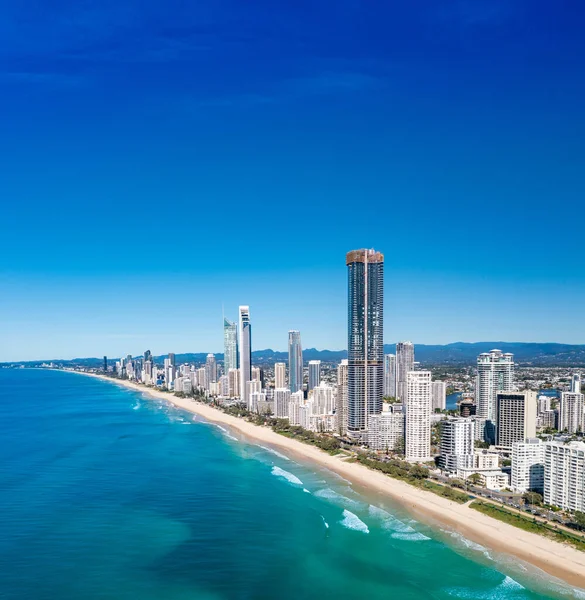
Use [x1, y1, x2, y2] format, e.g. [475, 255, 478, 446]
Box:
[340, 509, 369, 534]
[315, 488, 363, 508]
[271, 466, 303, 486]
[258, 445, 290, 461]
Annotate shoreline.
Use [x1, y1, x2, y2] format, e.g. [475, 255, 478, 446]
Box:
[77, 372, 585, 591]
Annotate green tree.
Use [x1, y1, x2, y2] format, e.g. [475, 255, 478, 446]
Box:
[523, 492, 543, 506]
[468, 473, 482, 486]
[409, 465, 429, 480]
[574, 511, 585, 529]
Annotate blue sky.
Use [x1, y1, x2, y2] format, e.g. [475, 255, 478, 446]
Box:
[1, 0, 584, 361]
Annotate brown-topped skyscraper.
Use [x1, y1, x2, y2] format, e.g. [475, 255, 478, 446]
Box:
[346, 249, 384, 441]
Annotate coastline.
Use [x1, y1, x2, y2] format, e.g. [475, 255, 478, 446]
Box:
[78, 372, 585, 591]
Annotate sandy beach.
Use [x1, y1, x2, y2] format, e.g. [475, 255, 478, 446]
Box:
[79, 372, 585, 590]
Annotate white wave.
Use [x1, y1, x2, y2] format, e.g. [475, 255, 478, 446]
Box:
[226, 433, 238, 441]
[258, 445, 290, 461]
[447, 531, 492, 560]
[315, 488, 363, 508]
[391, 532, 430, 541]
[446, 575, 525, 600]
[500, 576, 524, 591]
[340, 509, 369, 534]
[303, 488, 311, 494]
[321, 515, 329, 529]
[214, 424, 228, 433]
[271, 466, 303, 486]
[132, 404, 140, 410]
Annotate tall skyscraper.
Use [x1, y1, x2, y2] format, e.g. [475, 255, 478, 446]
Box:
[308, 360, 321, 393]
[168, 353, 176, 367]
[103, 356, 108, 372]
[559, 388, 584, 434]
[571, 373, 582, 393]
[544, 441, 585, 512]
[438, 418, 475, 471]
[383, 353, 396, 398]
[288, 330, 303, 394]
[337, 359, 349, 436]
[205, 353, 217, 385]
[239, 306, 252, 407]
[346, 248, 384, 441]
[144, 350, 152, 362]
[405, 370, 432, 461]
[431, 381, 447, 412]
[274, 362, 286, 389]
[476, 350, 514, 422]
[274, 388, 291, 419]
[396, 342, 414, 402]
[223, 318, 238, 374]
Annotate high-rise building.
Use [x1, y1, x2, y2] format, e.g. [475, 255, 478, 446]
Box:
[476, 350, 514, 422]
[168, 353, 176, 367]
[383, 353, 396, 398]
[337, 359, 349, 436]
[197, 367, 207, 391]
[274, 388, 291, 419]
[438, 418, 475, 471]
[205, 354, 217, 385]
[239, 306, 252, 407]
[571, 373, 582, 394]
[495, 391, 537, 450]
[223, 318, 238, 374]
[544, 441, 585, 511]
[512, 438, 545, 493]
[431, 381, 447, 412]
[346, 249, 384, 441]
[288, 330, 303, 394]
[103, 356, 108, 372]
[274, 362, 286, 389]
[396, 342, 415, 402]
[228, 368, 240, 397]
[312, 383, 335, 414]
[308, 360, 321, 393]
[559, 386, 584, 434]
[367, 406, 404, 452]
[405, 370, 432, 461]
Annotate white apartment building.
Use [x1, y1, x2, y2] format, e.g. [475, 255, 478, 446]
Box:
[337, 360, 348, 436]
[439, 418, 475, 471]
[384, 353, 396, 397]
[405, 370, 432, 462]
[544, 441, 585, 512]
[495, 391, 537, 450]
[274, 388, 291, 419]
[511, 438, 544, 493]
[476, 349, 514, 422]
[249, 391, 266, 413]
[274, 362, 286, 389]
[288, 390, 305, 426]
[431, 381, 447, 412]
[559, 390, 584, 434]
[312, 383, 335, 414]
[367, 406, 404, 452]
[228, 368, 240, 398]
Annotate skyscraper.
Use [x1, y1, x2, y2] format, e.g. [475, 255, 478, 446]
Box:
[571, 373, 582, 393]
[337, 359, 348, 436]
[223, 318, 238, 374]
[288, 330, 303, 394]
[346, 248, 384, 441]
[495, 391, 537, 450]
[431, 381, 447, 412]
[476, 350, 514, 422]
[383, 353, 396, 398]
[308, 360, 321, 393]
[103, 356, 108, 372]
[396, 342, 414, 402]
[205, 353, 217, 385]
[239, 306, 252, 407]
[405, 370, 432, 461]
[559, 388, 584, 434]
[274, 362, 286, 389]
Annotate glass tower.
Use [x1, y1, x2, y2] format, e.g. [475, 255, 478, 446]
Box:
[239, 306, 252, 407]
[223, 317, 238, 374]
[288, 330, 303, 394]
[346, 249, 384, 440]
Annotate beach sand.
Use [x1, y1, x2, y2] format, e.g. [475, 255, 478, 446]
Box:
[79, 372, 585, 590]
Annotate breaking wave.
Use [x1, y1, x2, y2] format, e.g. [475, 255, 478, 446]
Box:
[258, 445, 290, 461]
[271, 466, 303, 486]
[340, 509, 369, 534]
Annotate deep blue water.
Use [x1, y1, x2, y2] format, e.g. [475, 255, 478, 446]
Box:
[0, 370, 580, 599]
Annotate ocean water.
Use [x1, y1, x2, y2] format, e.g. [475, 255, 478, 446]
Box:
[0, 370, 580, 600]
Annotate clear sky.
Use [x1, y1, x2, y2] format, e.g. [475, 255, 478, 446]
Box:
[1, 1, 584, 361]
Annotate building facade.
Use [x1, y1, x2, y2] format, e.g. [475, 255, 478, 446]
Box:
[511, 438, 545, 493]
[559, 390, 584, 434]
[476, 349, 514, 422]
[495, 391, 537, 450]
[337, 359, 348, 436]
[405, 370, 432, 462]
[383, 353, 396, 398]
[239, 306, 252, 408]
[223, 318, 238, 374]
[544, 441, 585, 511]
[396, 342, 414, 402]
[288, 330, 303, 394]
[274, 388, 291, 419]
[308, 360, 321, 393]
[346, 249, 384, 441]
[432, 381, 447, 412]
[438, 418, 475, 471]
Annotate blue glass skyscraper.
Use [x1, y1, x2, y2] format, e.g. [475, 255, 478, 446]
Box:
[288, 330, 303, 394]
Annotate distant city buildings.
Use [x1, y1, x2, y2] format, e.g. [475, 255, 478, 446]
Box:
[396, 342, 414, 402]
[431, 381, 447, 412]
[274, 362, 286, 389]
[205, 353, 217, 386]
[476, 349, 514, 422]
[288, 330, 303, 394]
[337, 359, 348, 436]
[346, 249, 384, 441]
[239, 306, 252, 408]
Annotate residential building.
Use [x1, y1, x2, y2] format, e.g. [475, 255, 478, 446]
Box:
[571, 374, 582, 393]
[367, 405, 404, 452]
[312, 383, 335, 414]
[274, 362, 286, 389]
[559, 389, 584, 434]
[274, 388, 291, 419]
[544, 441, 585, 511]
[288, 390, 304, 425]
[396, 342, 415, 402]
[476, 349, 514, 423]
[383, 354, 396, 398]
[228, 368, 240, 397]
[512, 438, 545, 493]
[239, 306, 252, 408]
[308, 360, 321, 392]
[432, 381, 447, 412]
[205, 353, 217, 386]
[496, 391, 537, 450]
[439, 418, 475, 471]
[223, 317, 238, 374]
[288, 330, 303, 394]
[346, 248, 384, 441]
[405, 370, 432, 462]
[337, 359, 348, 436]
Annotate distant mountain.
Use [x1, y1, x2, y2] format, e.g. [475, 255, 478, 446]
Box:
[3, 342, 585, 368]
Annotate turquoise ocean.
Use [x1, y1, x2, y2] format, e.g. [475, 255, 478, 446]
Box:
[0, 369, 581, 599]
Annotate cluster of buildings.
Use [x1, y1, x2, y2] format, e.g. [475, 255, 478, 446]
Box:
[110, 247, 585, 515]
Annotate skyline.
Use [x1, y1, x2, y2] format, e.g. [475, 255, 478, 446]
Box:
[1, 1, 585, 361]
